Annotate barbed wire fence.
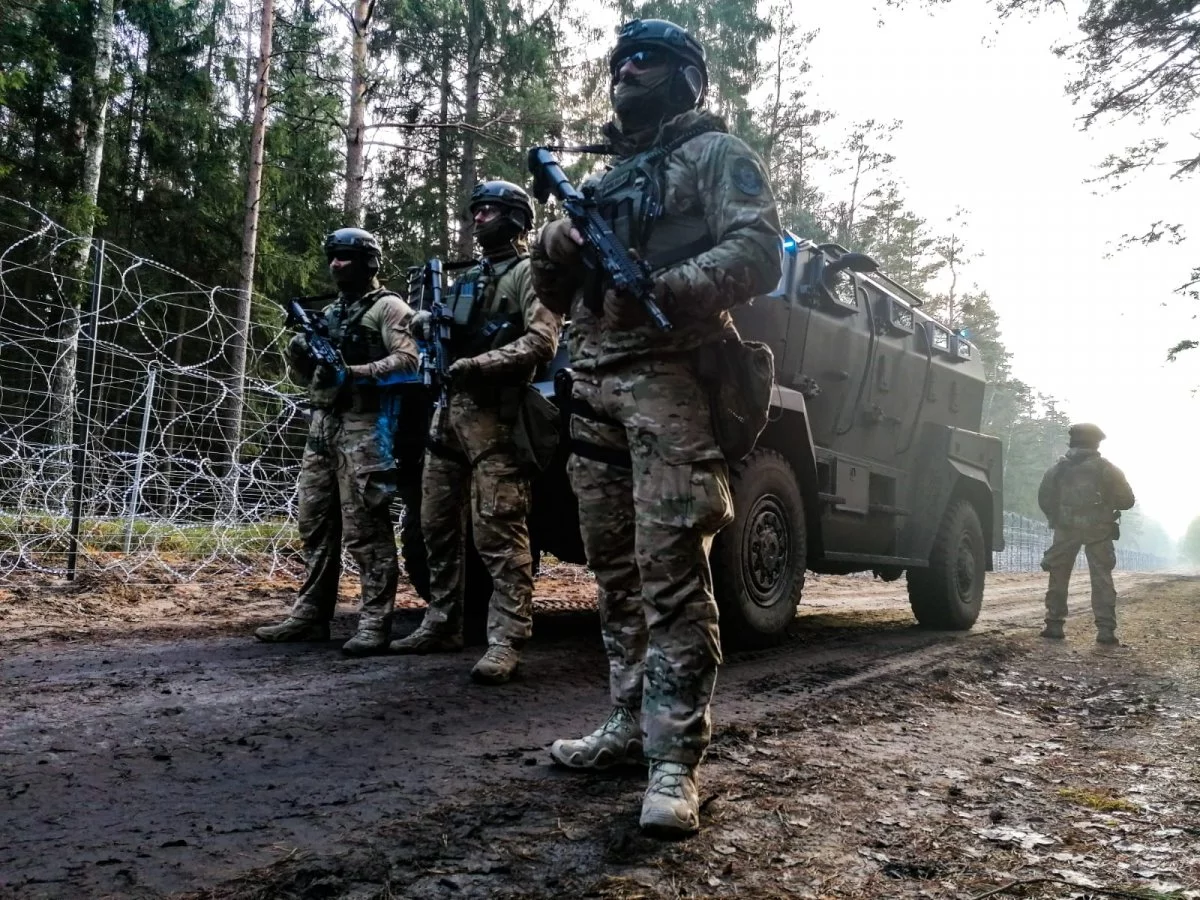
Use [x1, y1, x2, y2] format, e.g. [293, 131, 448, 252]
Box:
[0, 201, 1175, 584]
[0, 197, 307, 581]
[992, 511, 1170, 573]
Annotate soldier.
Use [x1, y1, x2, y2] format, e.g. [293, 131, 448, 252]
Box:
[1038, 423, 1135, 645]
[528, 19, 781, 836]
[256, 228, 419, 656]
[389, 181, 561, 685]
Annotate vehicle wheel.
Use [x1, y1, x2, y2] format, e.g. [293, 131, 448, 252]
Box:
[906, 499, 985, 630]
[712, 449, 807, 649]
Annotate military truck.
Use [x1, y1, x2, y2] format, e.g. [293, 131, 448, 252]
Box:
[401, 234, 1004, 648]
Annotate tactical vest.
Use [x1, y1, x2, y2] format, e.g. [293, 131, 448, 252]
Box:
[593, 129, 716, 272]
[324, 288, 396, 366]
[446, 255, 525, 359]
[1055, 457, 1111, 528]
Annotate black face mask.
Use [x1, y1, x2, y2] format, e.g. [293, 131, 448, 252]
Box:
[612, 66, 678, 133]
[328, 255, 375, 294]
[473, 214, 523, 253]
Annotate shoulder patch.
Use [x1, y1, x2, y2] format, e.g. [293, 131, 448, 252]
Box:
[731, 157, 764, 196]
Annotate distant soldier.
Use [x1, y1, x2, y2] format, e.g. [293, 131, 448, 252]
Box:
[389, 181, 562, 685]
[1038, 423, 1135, 645]
[256, 228, 419, 656]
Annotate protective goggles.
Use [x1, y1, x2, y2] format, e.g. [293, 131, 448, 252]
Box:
[610, 49, 671, 78]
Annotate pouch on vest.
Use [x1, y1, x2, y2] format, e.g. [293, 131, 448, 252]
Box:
[695, 337, 775, 462]
[513, 385, 561, 472]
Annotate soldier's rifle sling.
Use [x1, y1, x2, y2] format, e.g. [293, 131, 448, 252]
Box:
[527, 146, 672, 332]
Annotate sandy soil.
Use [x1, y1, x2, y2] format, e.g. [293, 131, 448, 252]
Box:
[1, 569, 1197, 899]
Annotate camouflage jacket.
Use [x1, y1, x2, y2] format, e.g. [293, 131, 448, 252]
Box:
[460, 250, 561, 384]
[530, 109, 782, 370]
[1038, 449, 1135, 530]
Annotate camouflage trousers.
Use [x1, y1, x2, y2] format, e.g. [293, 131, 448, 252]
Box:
[1042, 525, 1117, 631]
[290, 407, 400, 630]
[419, 389, 535, 647]
[568, 357, 733, 766]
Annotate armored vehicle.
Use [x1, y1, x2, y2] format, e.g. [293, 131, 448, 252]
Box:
[402, 234, 1004, 647]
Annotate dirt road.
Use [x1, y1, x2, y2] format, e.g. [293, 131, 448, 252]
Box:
[1, 571, 1196, 899]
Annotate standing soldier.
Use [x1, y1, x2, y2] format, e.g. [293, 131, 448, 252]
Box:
[389, 181, 561, 685]
[528, 20, 781, 836]
[1038, 423, 1135, 645]
[256, 228, 419, 656]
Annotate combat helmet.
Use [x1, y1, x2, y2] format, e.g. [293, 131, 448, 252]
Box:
[1068, 423, 1106, 448]
[609, 18, 708, 107]
[323, 227, 382, 271]
[470, 180, 534, 232]
[470, 180, 534, 250]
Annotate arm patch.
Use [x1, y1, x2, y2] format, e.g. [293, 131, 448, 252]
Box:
[731, 157, 765, 196]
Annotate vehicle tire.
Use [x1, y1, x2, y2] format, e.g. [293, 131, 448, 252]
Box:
[906, 498, 985, 630]
[712, 449, 807, 649]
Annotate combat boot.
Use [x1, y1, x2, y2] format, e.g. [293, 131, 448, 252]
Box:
[1096, 628, 1120, 646]
[471, 644, 520, 684]
[549, 706, 642, 769]
[640, 760, 700, 838]
[388, 622, 463, 654]
[1040, 623, 1065, 640]
[342, 625, 390, 657]
[255, 617, 329, 643]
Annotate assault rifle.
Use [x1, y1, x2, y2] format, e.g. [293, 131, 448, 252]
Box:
[527, 146, 672, 331]
[416, 258, 452, 404]
[283, 294, 344, 375]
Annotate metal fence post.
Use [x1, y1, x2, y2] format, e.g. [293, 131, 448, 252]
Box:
[123, 365, 156, 554]
[66, 239, 105, 581]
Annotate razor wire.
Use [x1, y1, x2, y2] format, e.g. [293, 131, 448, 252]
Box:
[0, 197, 309, 581]
[0, 199, 1173, 583]
[993, 511, 1170, 573]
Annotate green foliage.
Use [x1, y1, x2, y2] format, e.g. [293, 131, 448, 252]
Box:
[2, 0, 1162, 537]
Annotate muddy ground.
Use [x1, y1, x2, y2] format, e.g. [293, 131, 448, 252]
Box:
[1, 569, 1198, 900]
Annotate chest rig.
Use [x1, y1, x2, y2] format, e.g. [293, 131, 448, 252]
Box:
[324, 289, 393, 366]
[445, 255, 525, 359]
[592, 127, 716, 275]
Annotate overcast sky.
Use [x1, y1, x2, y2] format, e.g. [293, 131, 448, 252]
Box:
[786, 0, 1199, 539]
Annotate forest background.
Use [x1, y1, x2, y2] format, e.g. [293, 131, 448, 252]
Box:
[0, 0, 1179, 558]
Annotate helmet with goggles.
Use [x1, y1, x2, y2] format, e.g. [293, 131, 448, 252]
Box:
[608, 18, 708, 107]
[323, 227, 382, 270]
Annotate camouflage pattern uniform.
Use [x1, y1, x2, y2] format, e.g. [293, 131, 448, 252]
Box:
[1038, 433, 1135, 641]
[281, 290, 419, 640]
[402, 248, 560, 666]
[531, 108, 782, 765]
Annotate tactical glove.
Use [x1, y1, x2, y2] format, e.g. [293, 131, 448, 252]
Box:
[538, 218, 584, 266]
[313, 363, 346, 390]
[411, 309, 434, 341]
[446, 357, 481, 383]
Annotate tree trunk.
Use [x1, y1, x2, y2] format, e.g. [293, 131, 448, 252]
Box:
[223, 0, 274, 516]
[49, 0, 115, 478]
[454, 0, 484, 259]
[343, 0, 370, 226]
[436, 30, 451, 256]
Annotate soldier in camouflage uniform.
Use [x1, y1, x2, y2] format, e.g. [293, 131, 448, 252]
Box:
[390, 182, 562, 685]
[529, 19, 781, 837]
[1038, 423, 1135, 645]
[256, 228, 419, 656]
